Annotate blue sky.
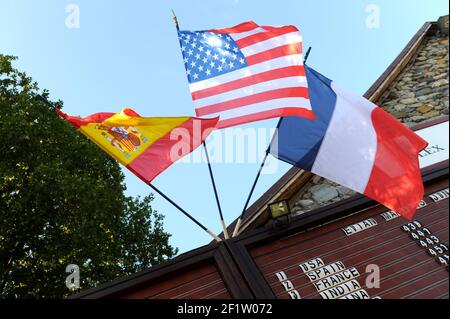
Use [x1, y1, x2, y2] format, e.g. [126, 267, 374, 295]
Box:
[1, 0, 448, 254]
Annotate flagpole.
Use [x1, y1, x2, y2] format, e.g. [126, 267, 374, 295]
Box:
[41, 95, 222, 242]
[232, 47, 312, 237]
[304, 47, 312, 65]
[202, 141, 229, 238]
[232, 146, 271, 237]
[148, 184, 222, 242]
[172, 10, 229, 239]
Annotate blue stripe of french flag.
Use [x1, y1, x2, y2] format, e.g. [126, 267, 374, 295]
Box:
[270, 66, 428, 220]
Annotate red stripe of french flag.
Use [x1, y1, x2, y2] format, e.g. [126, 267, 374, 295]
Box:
[364, 108, 428, 220]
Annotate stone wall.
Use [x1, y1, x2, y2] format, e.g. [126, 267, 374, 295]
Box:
[289, 176, 355, 215]
[379, 36, 449, 127]
[289, 19, 449, 217]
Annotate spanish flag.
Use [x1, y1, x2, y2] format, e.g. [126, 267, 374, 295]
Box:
[56, 108, 218, 183]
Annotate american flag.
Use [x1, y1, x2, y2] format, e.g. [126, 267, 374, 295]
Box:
[177, 21, 315, 129]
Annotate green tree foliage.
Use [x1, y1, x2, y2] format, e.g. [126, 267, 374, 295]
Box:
[0, 55, 178, 298]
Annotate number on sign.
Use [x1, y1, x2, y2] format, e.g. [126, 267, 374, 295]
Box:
[275, 271, 288, 282]
[419, 240, 429, 249]
[436, 255, 449, 266]
[410, 232, 420, 240]
[288, 290, 301, 299]
[416, 230, 426, 238]
[428, 247, 438, 257]
[419, 238, 433, 248]
[420, 235, 440, 248]
[281, 280, 294, 292]
[413, 221, 422, 228]
[402, 221, 422, 232]
[430, 235, 440, 244]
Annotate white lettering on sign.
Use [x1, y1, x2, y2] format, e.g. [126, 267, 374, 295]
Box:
[429, 188, 449, 203]
[299, 258, 325, 273]
[275, 271, 287, 282]
[416, 121, 449, 168]
[417, 200, 427, 209]
[313, 268, 360, 292]
[427, 244, 448, 257]
[342, 218, 378, 236]
[288, 290, 301, 299]
[306, 261, 346, 282]
[381, 211, 400, 221]
[401, 220, 423, 232]
[281, 280, 295, 292]
[339, 289, 371, 299]
[381, 203, 428, 221]
[436, 254, 449, 266]
[319, 280, 362, 299]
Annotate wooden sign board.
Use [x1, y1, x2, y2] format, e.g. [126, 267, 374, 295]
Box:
[253, 182, 449, 299]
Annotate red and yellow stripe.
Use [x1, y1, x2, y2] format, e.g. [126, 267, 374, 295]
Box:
[56, 108, 218, 183]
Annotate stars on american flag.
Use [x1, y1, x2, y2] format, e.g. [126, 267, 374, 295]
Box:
[178, 31, 247, 83]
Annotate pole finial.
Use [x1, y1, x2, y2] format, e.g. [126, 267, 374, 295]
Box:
[303, 47, 312, 64]
[171, 9, 180, 30]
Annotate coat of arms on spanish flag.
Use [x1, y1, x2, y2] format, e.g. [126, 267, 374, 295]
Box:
[56, 108, 218, 183]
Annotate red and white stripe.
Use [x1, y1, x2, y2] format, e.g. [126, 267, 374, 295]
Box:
[192, 21, 315, 129]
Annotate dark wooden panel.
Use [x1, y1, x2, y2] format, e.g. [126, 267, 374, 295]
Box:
[122, 262, 230, 299]
[251, 179, 448, 259]
[70, 241, 255, 299]
[404, 279, 449, 299]
[269, 225, 448, 298]
[251, 183, 449, 299]
[259, 203, 448, 279]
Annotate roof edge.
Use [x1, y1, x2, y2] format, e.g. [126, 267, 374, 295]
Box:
[364, 21, 435, 101]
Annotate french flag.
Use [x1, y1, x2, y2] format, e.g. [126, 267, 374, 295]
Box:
[270, 66, 428, 220]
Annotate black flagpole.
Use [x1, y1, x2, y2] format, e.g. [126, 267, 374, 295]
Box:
[42, 95, 222, 242]
[231, 146, 271, 237]
[172, 10, 229, 239]
[232, 47, 312, 237]
[202, 142, 229, 239]
[148, 184, 221, 241]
